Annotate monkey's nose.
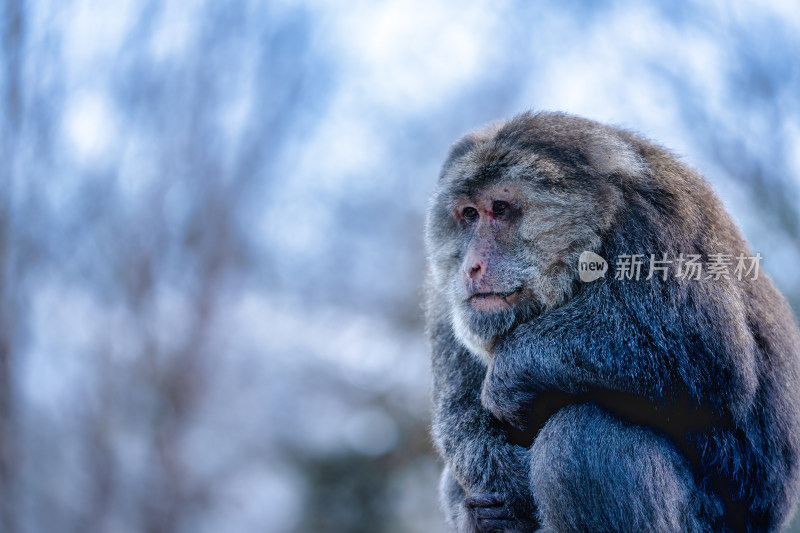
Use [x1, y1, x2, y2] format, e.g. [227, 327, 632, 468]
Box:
[464, 262, 484, 282]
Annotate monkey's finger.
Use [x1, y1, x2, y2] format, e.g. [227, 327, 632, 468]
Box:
[466, 492, 504, 508]
[475, 517, 512, 532]
[473, 504, 511, 520]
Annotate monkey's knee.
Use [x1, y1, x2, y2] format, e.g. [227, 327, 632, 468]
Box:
[441, 466, 496, 533]
[440, 466, 531, 533]
[440, 467, 471, 532]
[529, 403, 707, 533]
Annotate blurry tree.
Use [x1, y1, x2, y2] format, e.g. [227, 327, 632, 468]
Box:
[653, 4, 800, 311]
[0, 0, 440, 531]
[1, 1, 25, 531]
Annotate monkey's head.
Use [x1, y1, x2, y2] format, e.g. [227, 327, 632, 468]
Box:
[425, 112, 649, 363]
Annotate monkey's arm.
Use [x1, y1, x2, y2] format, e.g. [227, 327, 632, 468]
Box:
[482, 280, 759, 432]
[430, 321, 538, 531]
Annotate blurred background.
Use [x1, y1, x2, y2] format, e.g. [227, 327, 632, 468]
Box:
[1, 0, 799, 532]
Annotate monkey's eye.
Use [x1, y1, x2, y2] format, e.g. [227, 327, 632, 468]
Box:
[462, 207, 479, 222]
[492, 200, 509, 217]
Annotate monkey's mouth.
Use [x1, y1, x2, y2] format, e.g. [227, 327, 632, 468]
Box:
[468, 288, 523, 312]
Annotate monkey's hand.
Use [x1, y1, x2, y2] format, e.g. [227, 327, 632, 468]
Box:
[481, 356, 541, 433]
[466, 492, 514, 532]
[481, 324, 561, 433]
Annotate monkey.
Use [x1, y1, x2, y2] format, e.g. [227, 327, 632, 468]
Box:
[424, 111, 800, 532]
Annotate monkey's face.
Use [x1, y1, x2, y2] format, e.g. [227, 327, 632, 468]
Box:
[426, 120, 627, 364]
[446, 181, 540, 361]
[433, 179, 605, 363]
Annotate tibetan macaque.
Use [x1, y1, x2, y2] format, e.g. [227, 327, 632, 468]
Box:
[424, 111, 800, 532]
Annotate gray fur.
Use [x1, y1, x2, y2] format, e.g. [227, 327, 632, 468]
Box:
[425, 111, 800, 532]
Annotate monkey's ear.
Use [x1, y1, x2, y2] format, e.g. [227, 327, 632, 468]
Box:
[583, 131, 645, 178]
